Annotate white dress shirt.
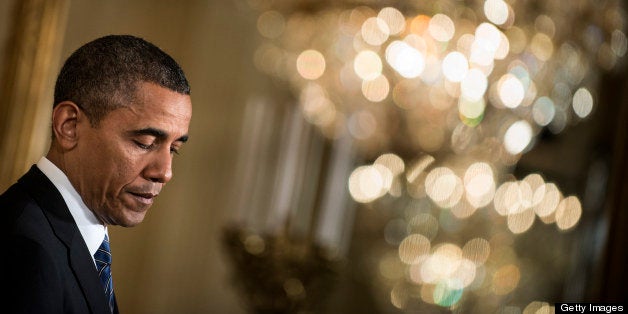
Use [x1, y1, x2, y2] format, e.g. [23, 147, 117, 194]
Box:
[37, 157, 107, 267]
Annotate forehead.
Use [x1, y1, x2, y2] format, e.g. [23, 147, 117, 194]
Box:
[103, 82, 192, 135]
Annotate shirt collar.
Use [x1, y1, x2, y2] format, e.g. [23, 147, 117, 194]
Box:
[36, 157, 107, 262]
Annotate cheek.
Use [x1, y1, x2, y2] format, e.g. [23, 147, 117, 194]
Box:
[89, 143, 143, 190]
[112, 149, 146, 185]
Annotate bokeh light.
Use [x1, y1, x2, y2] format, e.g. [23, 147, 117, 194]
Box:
[349, 165, 389, 203]
[378, 7, 405, 35]
[362, 17, 390, 46]
[498, 74, 525, 108]
[296, 49, 326, 80]
[426, 167, 463, 208]
[362, 74, 390, 102]
[572, 87, 594, 118]
[464, 162, 495, 208]
[442, 52, 469, 82]
[555, 196, 583, 230]
[386, 40, 425, 78]
[428, 14, 455, 42]
[354, 50, 382, 80]
[492, 264, 521, 295]
[257, 10, 285, 39]
[484, 0, 510, 25]
[504, 120, 533, 155]
[532, 96, 555, 126]
[461, 69, 488, 101]
[399, 234, 431, 264]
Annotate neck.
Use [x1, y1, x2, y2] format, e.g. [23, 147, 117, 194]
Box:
[46, 145, 68, 174]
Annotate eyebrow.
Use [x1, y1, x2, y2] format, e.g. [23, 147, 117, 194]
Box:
[129, 127, 189, 143]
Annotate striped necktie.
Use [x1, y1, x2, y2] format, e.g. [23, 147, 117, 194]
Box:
[94, 234, 115, 312]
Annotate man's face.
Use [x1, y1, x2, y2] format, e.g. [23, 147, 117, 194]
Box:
[72, 82, 192, 227]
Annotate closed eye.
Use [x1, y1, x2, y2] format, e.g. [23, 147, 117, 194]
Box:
[134, 140, 156, 150]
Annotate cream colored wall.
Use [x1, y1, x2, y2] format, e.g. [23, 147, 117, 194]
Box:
[59, 1, 265, 313]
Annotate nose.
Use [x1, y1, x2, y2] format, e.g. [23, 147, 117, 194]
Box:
[143, 148, 173, 183]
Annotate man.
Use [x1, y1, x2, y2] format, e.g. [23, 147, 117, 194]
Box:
[0, 34, 192, 313]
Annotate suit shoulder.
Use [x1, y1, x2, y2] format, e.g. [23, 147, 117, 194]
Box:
[1, 182, 32, 210]
[0, 182, 40, 233]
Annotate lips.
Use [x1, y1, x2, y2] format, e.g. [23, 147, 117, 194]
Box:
[127, 191, 157, 206]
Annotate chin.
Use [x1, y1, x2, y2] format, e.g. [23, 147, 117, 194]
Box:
[127, 214, 147, 227]
[118, 218, 144, 228]
[120, 220, 143, 228]
[117, 208, 148, 227]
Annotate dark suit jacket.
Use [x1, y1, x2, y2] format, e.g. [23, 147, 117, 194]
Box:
[1, 165, 119, 314]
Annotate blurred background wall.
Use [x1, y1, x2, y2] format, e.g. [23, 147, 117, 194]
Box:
[1, 0, 627, 313]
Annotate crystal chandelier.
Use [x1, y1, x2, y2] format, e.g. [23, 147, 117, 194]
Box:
[252, 0, 625, 158]
[240, 0, 626, 312]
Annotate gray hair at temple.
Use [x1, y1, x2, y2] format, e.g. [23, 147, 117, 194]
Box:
[53, 34, 190, 126]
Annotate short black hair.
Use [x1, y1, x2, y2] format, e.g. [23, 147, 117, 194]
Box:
[54, 34, 190, 126]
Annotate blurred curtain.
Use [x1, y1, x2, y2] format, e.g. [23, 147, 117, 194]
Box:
[0, 0, 69, 191]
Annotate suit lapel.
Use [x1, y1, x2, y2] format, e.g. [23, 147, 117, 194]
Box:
[18, 165, 112, 314]
[69, 232, 114, 314]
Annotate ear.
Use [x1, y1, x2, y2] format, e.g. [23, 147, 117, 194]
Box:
[51, 101, 83, 150]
